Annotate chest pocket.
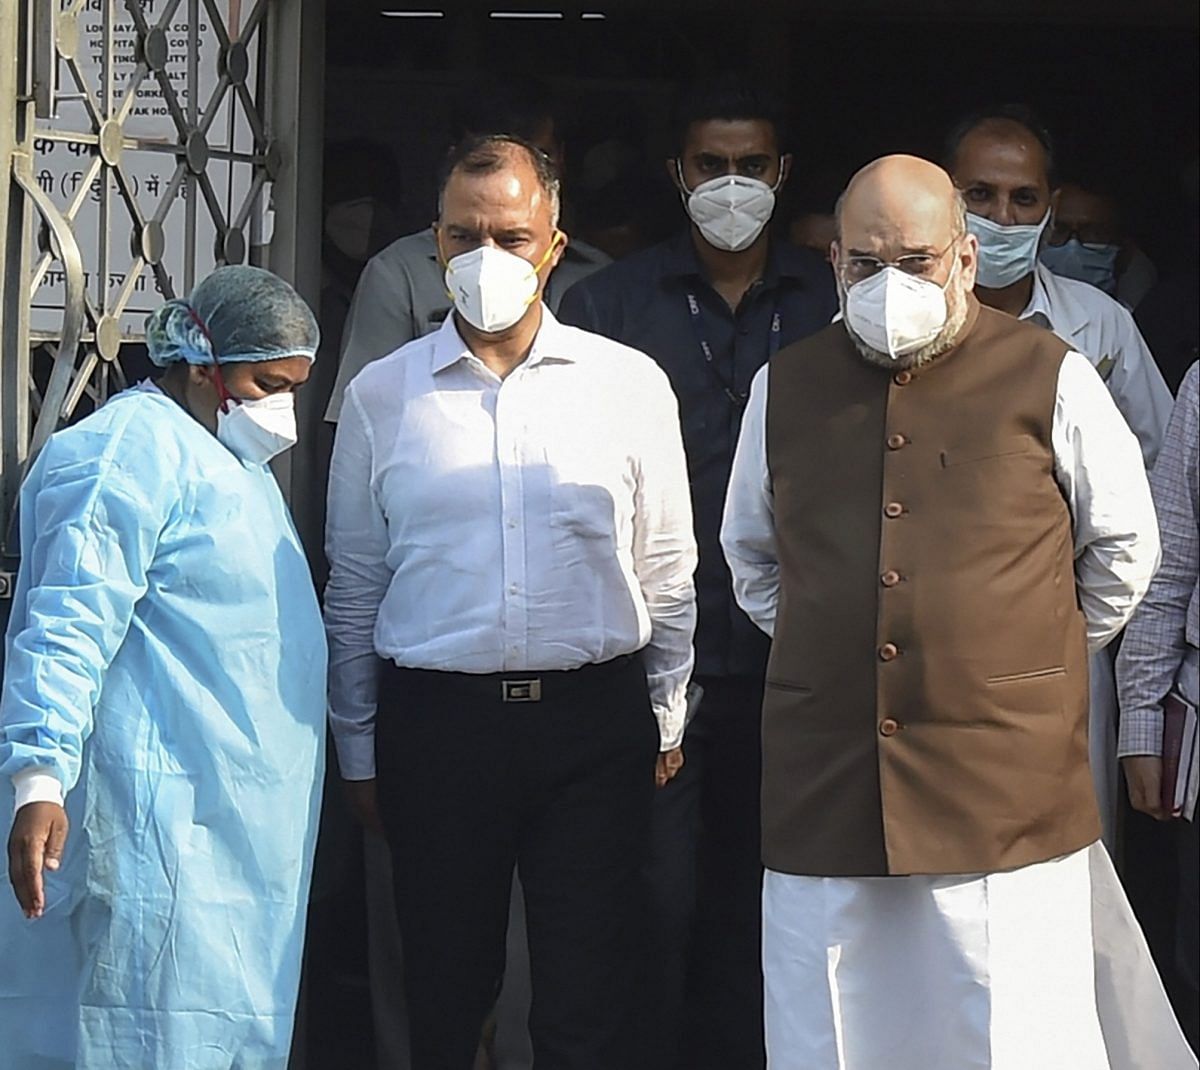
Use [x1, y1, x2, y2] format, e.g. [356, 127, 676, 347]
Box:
[940, 434, 1035, 468]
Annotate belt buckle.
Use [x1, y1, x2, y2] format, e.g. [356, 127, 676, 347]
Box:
[502, 678, 542, 703]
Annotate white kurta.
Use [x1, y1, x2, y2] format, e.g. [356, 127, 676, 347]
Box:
[763, 844, 1197, 1070]
[1021, 264, 1174, 848]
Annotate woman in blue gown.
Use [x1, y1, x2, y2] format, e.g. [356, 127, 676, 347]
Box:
[0, 266, 328, 1069]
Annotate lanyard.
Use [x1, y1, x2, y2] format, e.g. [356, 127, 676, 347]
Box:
[685, 291, 782, 406]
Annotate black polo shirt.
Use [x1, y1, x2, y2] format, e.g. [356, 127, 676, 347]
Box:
[558, 229, 837, 680]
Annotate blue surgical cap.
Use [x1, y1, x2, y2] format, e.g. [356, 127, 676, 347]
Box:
[145, 265, 320, 367]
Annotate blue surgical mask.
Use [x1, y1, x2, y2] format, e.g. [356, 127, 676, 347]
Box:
[1040, 239, 1120, 296]
[967, 209, 1051, 289]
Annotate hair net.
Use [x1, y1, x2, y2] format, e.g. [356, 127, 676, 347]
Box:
[145, 265, 320, 367]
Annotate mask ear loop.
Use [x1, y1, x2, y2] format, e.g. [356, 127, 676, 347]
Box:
[185, 307, 234, 414]
[675, 159, 694, 198]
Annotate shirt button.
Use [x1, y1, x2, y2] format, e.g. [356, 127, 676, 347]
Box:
[509, 584, 519, 594]
[507, 519, 517, 529]
[886, 433, 907, 450]
[884, 502, 904, 519]
[879, 717, 901, 737]
[878, 643, 899, 661]
[894, 371, 913, 386]
[881, 570, 901, 587]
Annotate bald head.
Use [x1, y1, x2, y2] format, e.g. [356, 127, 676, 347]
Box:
[836, 155, 965, 254]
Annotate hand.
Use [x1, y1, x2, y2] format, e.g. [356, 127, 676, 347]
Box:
[342, 778, 386, 835]
[1122, 755, 1169, 820]
[656, 747, 685, 789]
[7, 801, 69, 919]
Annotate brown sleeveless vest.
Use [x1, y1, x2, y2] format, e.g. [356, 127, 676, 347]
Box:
[763, 301, 1098, 877]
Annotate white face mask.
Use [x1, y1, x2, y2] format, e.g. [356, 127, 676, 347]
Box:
[844, 265, 954, 360]
[216, 392, 298, 466]
[443, 239, 558, 335]
[967, 209, 1050, 289]
[679, 165, 782, 253]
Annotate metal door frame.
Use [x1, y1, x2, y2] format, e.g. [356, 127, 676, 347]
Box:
[0, 0, 324, 593]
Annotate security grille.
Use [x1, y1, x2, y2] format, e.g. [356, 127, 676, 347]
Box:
[1, 0, 287, 591]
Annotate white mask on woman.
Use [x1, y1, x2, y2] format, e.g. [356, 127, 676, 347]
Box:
[217, 392, 298, 466]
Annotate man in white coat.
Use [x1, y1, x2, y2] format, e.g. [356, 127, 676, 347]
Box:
[945, 106, 1174, 847]
[722, 153, 1193, 1070]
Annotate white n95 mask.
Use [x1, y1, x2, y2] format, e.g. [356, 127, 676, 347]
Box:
[967, 209, 1050, 289]
[844, 267, 951, 360]
[444, 238, 560, 334]
[680, 166, 782, 253]
[217, 392, 298, 466]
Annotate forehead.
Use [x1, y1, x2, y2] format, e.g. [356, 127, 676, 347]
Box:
[840, 186, 956, 251]
[953, 124, 1049, 189]
[683, 118, 778, 158]
[440, 161, 551, 226]
[1056, 185, 1117, 223]
[226, 355, 311, 384]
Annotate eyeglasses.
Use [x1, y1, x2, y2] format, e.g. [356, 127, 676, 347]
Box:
[1046, 223, 1117, 247]
[841, 238, 959, 285]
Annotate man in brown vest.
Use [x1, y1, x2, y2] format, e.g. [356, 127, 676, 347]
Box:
[721, 156, 1193, 1069]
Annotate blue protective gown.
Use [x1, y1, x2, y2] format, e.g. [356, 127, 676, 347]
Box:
[0, 385, 327, 1069]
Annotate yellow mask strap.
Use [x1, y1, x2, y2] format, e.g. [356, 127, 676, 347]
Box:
[532, 230, 564, 275]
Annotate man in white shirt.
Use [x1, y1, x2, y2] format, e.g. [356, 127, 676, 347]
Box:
[945, 106, 1175, 847]
[721, 154, 1191, 1070]
[324, 134, 697, 1069]
[324, 77, 609, 423]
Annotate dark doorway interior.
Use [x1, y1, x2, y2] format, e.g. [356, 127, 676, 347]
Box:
[301, 5, 1199, 1067]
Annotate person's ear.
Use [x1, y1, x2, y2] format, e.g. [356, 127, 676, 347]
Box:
[959, 232, 980, 291]
[1048, 187, 1061, 222]
[549, 228, 568, 271]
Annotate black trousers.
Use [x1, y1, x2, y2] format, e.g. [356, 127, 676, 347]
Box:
[638, 675, 766, 1070]
[375, 654, 659, 1070]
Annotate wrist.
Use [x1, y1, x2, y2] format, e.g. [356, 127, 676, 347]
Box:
[12, 768, 65, 812]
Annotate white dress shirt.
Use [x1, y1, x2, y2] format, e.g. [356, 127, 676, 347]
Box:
[325, 308, 698, 779]
[721, 349, 1160, 651]
[1023, 263, 1173, 466]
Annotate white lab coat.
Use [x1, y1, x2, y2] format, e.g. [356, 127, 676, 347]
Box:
[1021, 263, 1174, 848]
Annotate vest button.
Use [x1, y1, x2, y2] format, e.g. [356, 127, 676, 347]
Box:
[893, 370, 913, 385]
[881, 570, 901, 587]
[878, 642, 899, 661]
[887, 433, 907, 450]
[884, 502, 904, 519]
[879, 717, 901, 736]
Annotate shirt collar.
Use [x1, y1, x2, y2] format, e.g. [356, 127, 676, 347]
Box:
[430, 306, 577, 375]
[662, 227, 802, 290]
[1020, 263, 1091, 339]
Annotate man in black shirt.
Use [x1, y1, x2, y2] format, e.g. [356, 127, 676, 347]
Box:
[559, 74, 836, 1070]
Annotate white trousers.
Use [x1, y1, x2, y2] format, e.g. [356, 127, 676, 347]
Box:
[1090, 650, 1120, 851]
[763, 843, 1197, 1070]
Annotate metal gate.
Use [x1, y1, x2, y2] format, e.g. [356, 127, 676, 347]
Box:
[0, 0, 323, 598]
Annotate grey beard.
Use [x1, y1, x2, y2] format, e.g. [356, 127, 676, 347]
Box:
[840, 283, 971, 371]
